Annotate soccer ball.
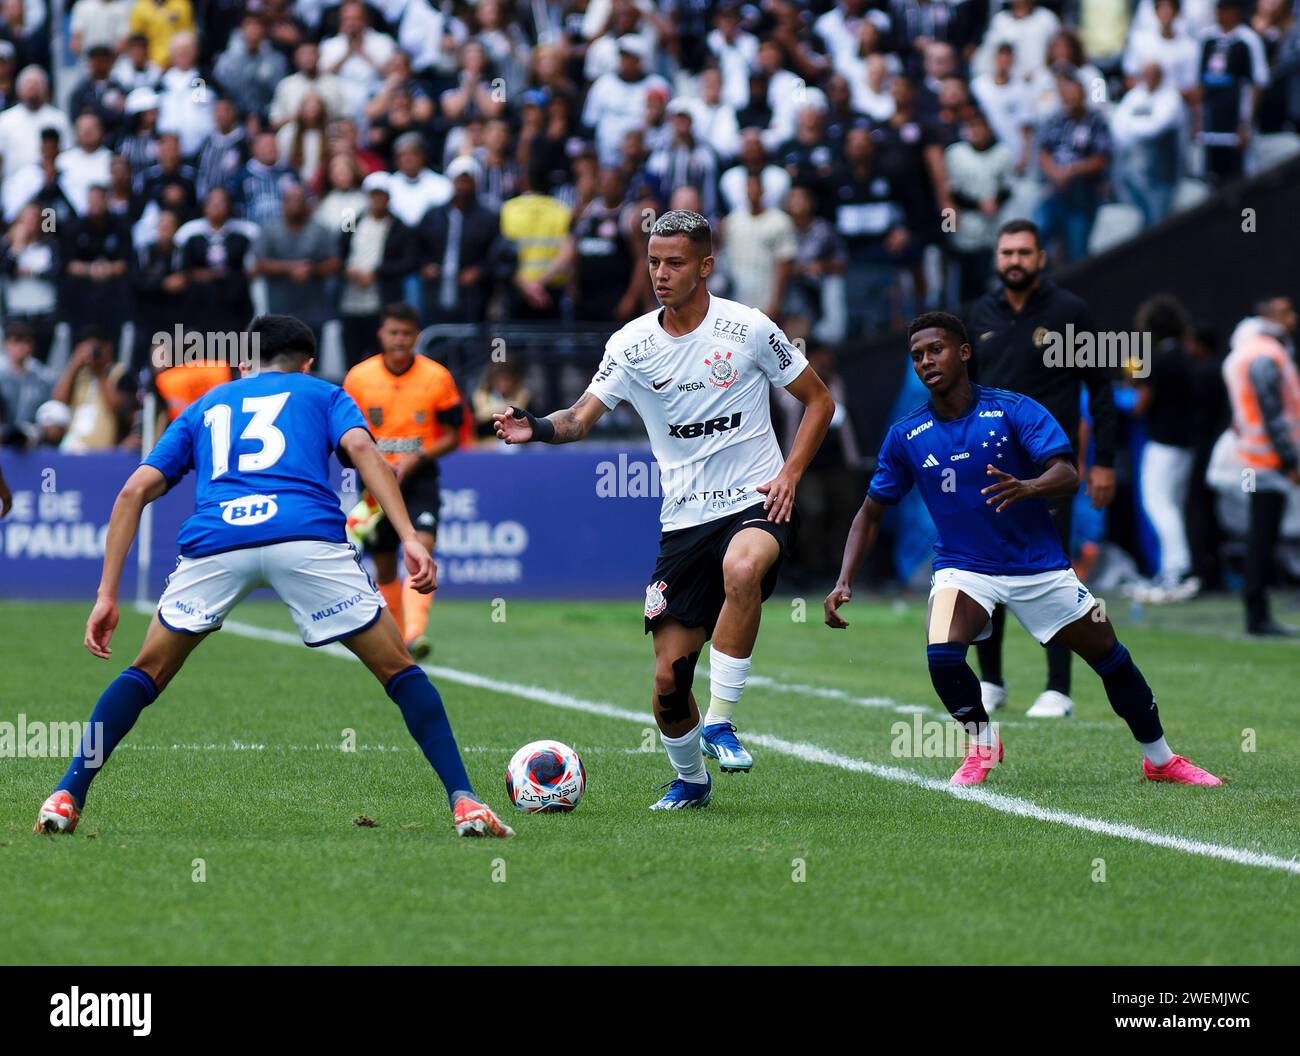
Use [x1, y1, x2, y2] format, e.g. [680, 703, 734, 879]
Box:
[506, 740, 586, 813]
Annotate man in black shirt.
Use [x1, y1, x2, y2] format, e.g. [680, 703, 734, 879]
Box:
[965, 218, 1117, 718]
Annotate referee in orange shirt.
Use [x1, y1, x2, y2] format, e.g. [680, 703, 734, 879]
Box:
[343, 303, 464, 658]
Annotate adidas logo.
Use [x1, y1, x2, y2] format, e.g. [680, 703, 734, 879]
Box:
[922, 454, 940, 468]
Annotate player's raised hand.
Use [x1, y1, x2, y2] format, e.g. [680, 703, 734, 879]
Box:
[981, 464, 1034, 512]
[403, 536, 438, 594]
[84, 596, 120, 659]
[824, 583, 852, 628]
[757, 470, 797, 523]
[493, 406, 534, 445]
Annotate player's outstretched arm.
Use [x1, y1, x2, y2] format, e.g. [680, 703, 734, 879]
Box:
[980, 455, 1078, 513]
[340, 427, 436, 594]
[824, 497, 885, 629]
[86, 466, 169, 658]
[492, 392, 608, 445]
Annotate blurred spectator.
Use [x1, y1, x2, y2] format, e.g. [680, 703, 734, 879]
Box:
[945, 108, 1013, 302]
[500, 164, 570, 321]
[472, 115, 519, 212]
[129, 0, 195, 68]
[0, 67, 70, 185]
[832, 125, 909, 335]
[582, 35, 670, 167]
[776, 107, 837, 221]
[1252, 0, 1294, 132]
[682, 66, 742, 163]
[57, 115, 112, 216]
[440, 39, 507, 124]
[251, 182, 340, 346]
[230, 130, 296, 226]
[977, 0, 1063, 82]
[270, 40, 348, 132]
[314, 152, 365, 233]
[117, 87, 161, 175]
[1035, 67, 1111, 264]
[366, 48, 436, 131]
[1186, 321, 1230, 589]
[50, 325, 130, 452]
[112, 33, 163, 93]
[387, 132, 453, 228]
[1134, 295, 1199, 595]
[720, 128, 792, 214]
[278, 93, 329, 186]
[1123, 0, 1202, 98]
[70, 0, 131, 61]
[320, 0, 396, 119]
[67, 46, 128, 145]
[1277, 11, 1300, 133]
[570, 166, 642, 323]
[647, 100, 721, 220]
[1028, 30, 1109, 122]
[196, 97, 247, 201]
[470, 371, 532, 446]
[213, 13, 287, 120]
[1197, 0, 1269, 186]
[63, 184, 133, 339]
[419, 155, 499, 325]
[709, 1, 759, 108]
[339, 171, 419, 368]
[156, 32, 214, 158]
[131, 206, 187, 370]
[1, 200, 59, 360]
[6, 129, 75, 229]
[1111, 63, 1184, 225]
[0, 320, 54, 445]
[0, 41, 14, 112]
[783, 184, 846, 343]
[721, 172, 796, 321]
[1222, 299, 1300, 635]
[138, 131, 198, 221]
[973, 41, 1035, 174]
[178, 186, 256, 333]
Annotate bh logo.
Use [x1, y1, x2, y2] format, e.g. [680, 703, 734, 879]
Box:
[221, 494, 279, 526]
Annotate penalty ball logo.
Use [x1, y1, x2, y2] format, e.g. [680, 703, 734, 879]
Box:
[704, 350, 738, 389]
[644, 580, 668, 618]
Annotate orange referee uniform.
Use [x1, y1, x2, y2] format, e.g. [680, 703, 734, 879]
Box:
[343, 353, 464, 643]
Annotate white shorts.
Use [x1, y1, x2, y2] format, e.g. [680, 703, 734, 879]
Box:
[929, 567, 1095, 645]
[158, 540, 386, 647]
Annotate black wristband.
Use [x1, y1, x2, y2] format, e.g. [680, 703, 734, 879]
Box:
[511, 405, 556, 443]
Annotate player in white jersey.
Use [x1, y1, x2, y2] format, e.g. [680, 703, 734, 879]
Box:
[494, 210, 834, 810]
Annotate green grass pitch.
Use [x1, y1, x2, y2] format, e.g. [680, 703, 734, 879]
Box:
[2, 595, 1297, 965]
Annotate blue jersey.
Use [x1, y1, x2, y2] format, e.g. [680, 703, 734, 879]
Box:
[145, 371, 369, 558]
[868, 385, 1075, 576]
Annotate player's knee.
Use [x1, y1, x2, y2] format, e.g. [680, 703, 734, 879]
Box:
[722, 554, 762, 594]
[653, 653, 694, 698]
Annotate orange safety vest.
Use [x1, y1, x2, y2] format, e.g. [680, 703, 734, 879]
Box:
[1222, 330, 1300, 469]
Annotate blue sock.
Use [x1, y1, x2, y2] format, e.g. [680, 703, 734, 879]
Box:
[927, 642, 989, 729]
[1087, 641, 1164, 743]
[57, 667, 158, 808]
[385, 666, 474, 805]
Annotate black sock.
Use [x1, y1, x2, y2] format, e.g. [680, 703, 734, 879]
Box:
[1087, 641, 1164, 743]
[928, 642, 990, 729]
[974, 605, 1005, 686]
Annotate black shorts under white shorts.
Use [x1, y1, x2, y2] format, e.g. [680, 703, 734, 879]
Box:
[369, 466, 440, 553]
[643, 501, 798, 638]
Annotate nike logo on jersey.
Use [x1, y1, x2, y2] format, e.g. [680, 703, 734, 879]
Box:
[653, 377, 673, 390]
[921, 454, 940, 468]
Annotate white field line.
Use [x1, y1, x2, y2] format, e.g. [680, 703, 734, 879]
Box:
[205, 615, 1300, 877]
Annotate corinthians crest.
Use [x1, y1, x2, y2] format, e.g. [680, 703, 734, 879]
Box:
[644, 580, 668, 618]
[704, 349, 738, 389]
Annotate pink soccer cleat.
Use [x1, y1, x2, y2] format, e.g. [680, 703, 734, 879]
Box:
[34, 790, 80, 834]
[1142, 755, 1222, 786]
[950, 736, 1004, 785]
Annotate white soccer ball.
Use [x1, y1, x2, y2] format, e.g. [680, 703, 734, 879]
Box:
[505, 739, 586, 813]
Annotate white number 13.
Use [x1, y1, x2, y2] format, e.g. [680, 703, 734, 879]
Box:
[203, 393, 290, 479]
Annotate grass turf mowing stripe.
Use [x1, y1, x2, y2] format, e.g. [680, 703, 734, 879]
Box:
[215, 615, 1300, 879]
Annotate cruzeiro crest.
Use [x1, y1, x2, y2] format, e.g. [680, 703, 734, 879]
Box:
[644, 580, 668, 618]
[704, 349, 738, 389]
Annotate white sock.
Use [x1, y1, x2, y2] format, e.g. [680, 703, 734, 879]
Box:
[705, 647, 751, 727]
[1141, 736, 1174, 766]
[661, 719, 708, 783]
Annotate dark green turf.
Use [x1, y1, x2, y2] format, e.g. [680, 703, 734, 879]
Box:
[1, 596, 1297, 964]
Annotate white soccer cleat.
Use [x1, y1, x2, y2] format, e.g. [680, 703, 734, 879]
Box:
[1026, 690, 1073, 718]
[979, 681, 1007, 713]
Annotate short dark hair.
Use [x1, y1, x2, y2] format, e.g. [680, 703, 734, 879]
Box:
[996, 217, 1041, 248]
[248, 314, 316, 366]
[908, 311, 969, 347]
[381, 303, 421, 328]
[1135, 294, 1188, 345]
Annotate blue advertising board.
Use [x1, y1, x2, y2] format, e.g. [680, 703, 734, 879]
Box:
[0, 447, 664, 601]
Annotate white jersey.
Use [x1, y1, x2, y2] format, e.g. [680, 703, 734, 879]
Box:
[587, 294, 808, 531]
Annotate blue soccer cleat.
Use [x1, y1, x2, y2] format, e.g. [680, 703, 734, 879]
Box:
[701, 722, 754, 772]
[649, 774, 712, 811]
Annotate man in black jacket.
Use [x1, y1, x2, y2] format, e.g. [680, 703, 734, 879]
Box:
[965, 218, 1117, 719]
[418, 157, 499, 326]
